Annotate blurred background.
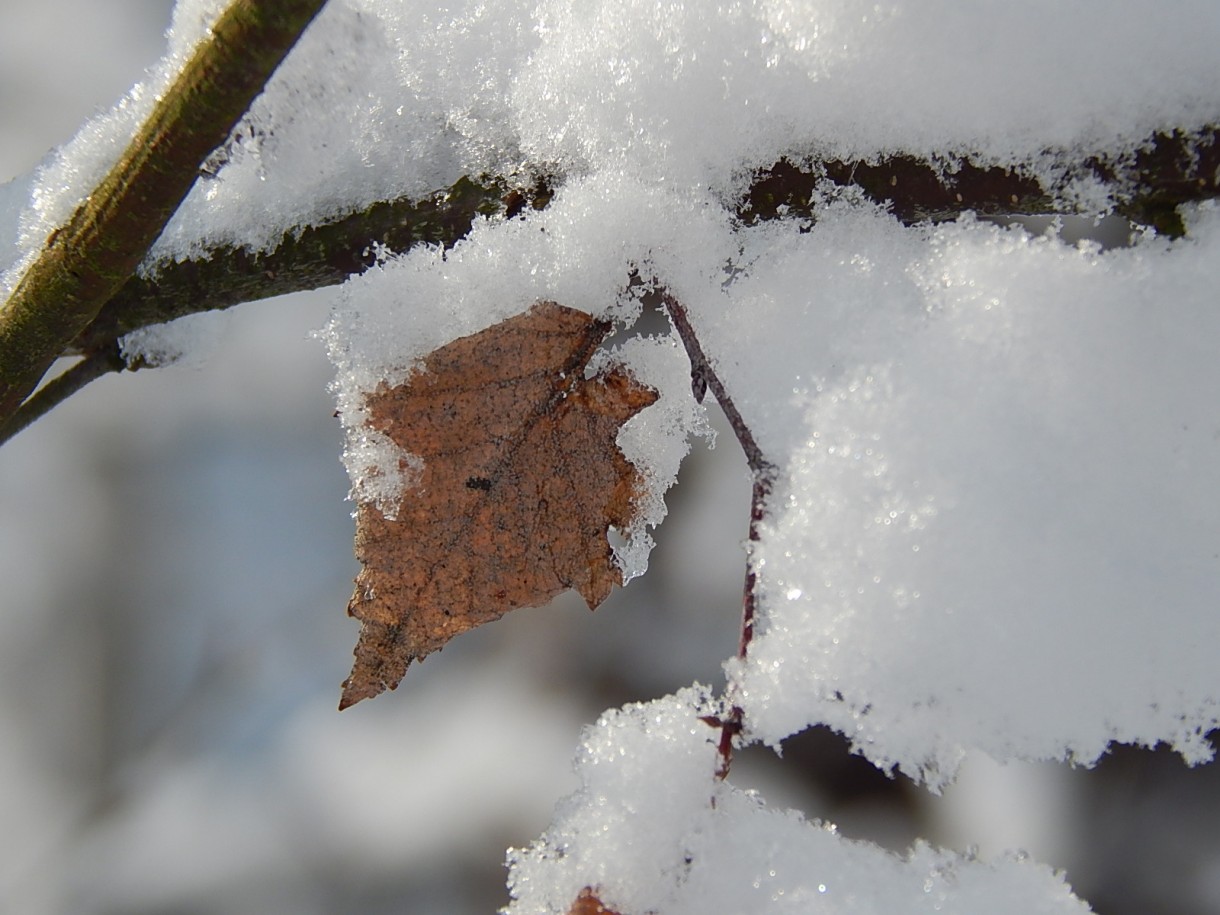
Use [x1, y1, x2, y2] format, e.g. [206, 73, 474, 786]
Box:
[2, 3, 1219, 913]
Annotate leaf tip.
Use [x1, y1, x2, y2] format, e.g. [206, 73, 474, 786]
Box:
[339, 619, 413, 709]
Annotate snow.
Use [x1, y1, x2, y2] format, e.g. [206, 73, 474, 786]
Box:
[8, 0, 1220, 288]
[0, 0, 229, 300]
[506, 691, 1089, 914]
[119, 310, 228, 368]
[322, 174, 725, 533]
[4, 0, 1220, 910]
[705, 202, 1220, 786]
[510, 0, 1220, 194]
[595, 331, 714, 581]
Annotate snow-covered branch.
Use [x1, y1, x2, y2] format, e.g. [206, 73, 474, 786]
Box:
[742, 126, 1220, 233]
[68, 174, 541, 355]
[0, 0, 327, 426]
[57, 124, 1220, 363]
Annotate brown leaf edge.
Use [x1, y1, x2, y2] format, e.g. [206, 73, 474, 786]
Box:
[568, 887, 626, 915]
[339, 301, 659, 708]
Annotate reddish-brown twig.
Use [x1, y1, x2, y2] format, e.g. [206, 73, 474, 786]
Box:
[654, 286, 776, 778]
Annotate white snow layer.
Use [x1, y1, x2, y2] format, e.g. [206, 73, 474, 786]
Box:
[6, 0, 1220, 909]
[706, 202, 1220, 787]
[7, 0, 1220, 280]
[506, 689, 1089, 915]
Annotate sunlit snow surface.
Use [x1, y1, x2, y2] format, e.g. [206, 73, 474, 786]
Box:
[710, 203, 1220, 784]
[507, 690, 1090, 915]
[6, 0, 1220, 910]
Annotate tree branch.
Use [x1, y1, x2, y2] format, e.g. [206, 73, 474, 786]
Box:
[740, 127, 1220, 234]
[0, 345, 130, 447]
[0, 0, 328, 423]
[68, 175, 547, 354]
[9, 121, 1218, 436]
[71, 125, 1220, 359]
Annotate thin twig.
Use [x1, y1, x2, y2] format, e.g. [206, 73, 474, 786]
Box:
[0, 345, 128, 446]
[655, 290, 774, 480]
[655, 286, 776, 778]
[740, 475, 770, 657]
[707, 476, 772, 778]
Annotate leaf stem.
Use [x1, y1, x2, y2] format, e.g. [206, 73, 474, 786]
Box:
[655, 287, 776, 778]
[655, 291, 774, 481]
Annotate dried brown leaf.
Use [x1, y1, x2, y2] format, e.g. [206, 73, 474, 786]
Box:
[340, 301, 658, 708]
[568, 888, 625, 915]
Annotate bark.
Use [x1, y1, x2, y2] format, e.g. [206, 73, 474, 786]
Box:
[71, 125, 1220, 359]
[740, 128, 1220, 233]
[70, 175, 547, 354]
[5, 102, 1218, 437]
[0, 0, 328, 422]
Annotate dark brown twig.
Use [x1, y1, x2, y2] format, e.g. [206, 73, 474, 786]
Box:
[705, 476, 772, 778]
[0, 344, 129, 446]
[654, 291, 773, 481]
[739, 127, 1220, 234]
[653, 286, 776, 778]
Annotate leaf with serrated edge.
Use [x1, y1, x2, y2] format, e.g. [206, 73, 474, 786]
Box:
[340, 301, 658, 708]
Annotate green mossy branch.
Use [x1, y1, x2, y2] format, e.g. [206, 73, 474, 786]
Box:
[0, 0, 328, 422]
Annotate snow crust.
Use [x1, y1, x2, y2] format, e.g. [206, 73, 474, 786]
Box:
[6, 0, 1220, 909]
